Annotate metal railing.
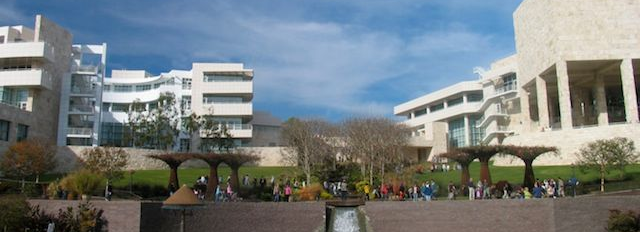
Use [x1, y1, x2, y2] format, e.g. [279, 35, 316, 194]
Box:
[69, 105, 94, 113]
[67, 127, 92, 135]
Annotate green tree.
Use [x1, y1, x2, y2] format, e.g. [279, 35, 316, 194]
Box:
[125, 99, 148, 147]
[576, 137, 639, 192]
[0, 140, 56, 186]
[81, 147, 129, 190]
[181, 112, 201, 152]
[199, 115, 235, 152]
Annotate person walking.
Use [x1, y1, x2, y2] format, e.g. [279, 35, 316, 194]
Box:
[363, 183, 371, 201]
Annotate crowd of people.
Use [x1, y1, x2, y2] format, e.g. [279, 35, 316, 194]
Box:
[176, 171, 570, 203]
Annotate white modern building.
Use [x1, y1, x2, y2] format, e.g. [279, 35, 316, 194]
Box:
[0, 15, 72, 153]
[99, 63, 254, 151]
[0, 15, 258, 155]
[395, 0, 640, 165]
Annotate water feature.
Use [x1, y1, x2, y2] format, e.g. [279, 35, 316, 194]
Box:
[321, 199, 370, 232]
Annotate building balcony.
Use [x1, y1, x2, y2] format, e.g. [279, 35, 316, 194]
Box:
[0, 42, 55, 62]
[200, 81, 253, 95]
[203, 102, 252, 116]
[0, 68, 53, 90]
[69, 105, 94, 114]
[67, 127, 93, 137]
[408, 135, 434, 147]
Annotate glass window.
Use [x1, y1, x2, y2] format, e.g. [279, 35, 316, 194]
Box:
[111, 103, 129, 112]
[467, 93, 483, 102]
[0, 120, 9, 141]
[16, 124, 28, 141]
[103, 85, 111, 91]
[180, 138, 190, 152]
[203, 74, 246, 82]
[182, 78, 192, 90]
[136, 85, 151, 91]
[202, 95, 243, 104]
[448, 97, 464, 107]
[414, 108, 427, 117]
[429, 103, 445, 113]
[469, 115, 485, 146]
[113, 85, 132, 92]
[448, 118, 465, 148]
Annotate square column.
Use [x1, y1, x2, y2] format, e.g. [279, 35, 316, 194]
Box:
[556, 61, 573, 129]
[594, 74, 609, 126]
[464, 115, 470, 146]
[536, 76, 550, 129]
[620, 59, 639, 123]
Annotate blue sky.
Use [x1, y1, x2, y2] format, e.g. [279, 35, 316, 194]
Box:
[1, 0, 522, 121]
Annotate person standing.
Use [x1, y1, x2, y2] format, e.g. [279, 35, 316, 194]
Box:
[273, 183, 281, 202]
[447, 181, 456, 200]
[284, 184, 292, 202]
[363, 183, 371, 201]
[557, 177, 565, 197]
[105, 183, 113, 201]
[467, 178, 475, 200]
[340, 180, 348, 201]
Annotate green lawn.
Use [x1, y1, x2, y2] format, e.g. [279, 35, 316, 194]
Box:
[111, 166, 300, 188]
[40, 162, 640, 195]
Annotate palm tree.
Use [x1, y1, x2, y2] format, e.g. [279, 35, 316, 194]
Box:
[182, 112, 201, 152]
[500, 145, 557, 189]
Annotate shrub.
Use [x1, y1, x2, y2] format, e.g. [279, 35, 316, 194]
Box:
[60, 170, 105, 198]
[607, 209, 639, 232]
[355, 180, 369, 194]
[0, 195, 29, 231]
[296, 183, 328, 201]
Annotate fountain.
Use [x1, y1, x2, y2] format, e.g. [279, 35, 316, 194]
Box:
[323, 199, 370, 232]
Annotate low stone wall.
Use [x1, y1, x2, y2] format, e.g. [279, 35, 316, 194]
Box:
[365, 196, 640, 232]
[27, 196, 640, 232]
[140, 202, 325, 232]
[28, 199, 141, 232]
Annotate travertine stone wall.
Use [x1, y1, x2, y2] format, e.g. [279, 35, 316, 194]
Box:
[53, 146, 290, 172]
[495, 123, 640, 166]
[515, 0, 640, 86]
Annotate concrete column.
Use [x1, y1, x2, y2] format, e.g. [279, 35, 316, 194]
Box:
[620, 59, 639, 123]
[594, 74, 609, 126]
[556, 61, 573, 129]
[519, 88, 531, 129]
[463, 94, 468, 103]
[571, 87, 584, 126]
[536, 76, 550, 129]
[410, 112, 415, 119]
[464, 115, 470, 146]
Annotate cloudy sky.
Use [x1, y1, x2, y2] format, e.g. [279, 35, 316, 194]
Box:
[2, 0, 523, 121]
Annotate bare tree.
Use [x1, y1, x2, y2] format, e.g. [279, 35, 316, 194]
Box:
[343, 117, 409, 185]
[281, 118, 336, 185]
[576, 137, 638, 192]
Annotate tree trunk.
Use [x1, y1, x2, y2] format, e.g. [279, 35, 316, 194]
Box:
[600, 166, 605, 193]
[206, 163, 220, 200]
[369, 160, 374, 185]
[169, 165, 179, 188]
[523, 159, 535, 189]
[479, 157, 492, 185]
[460, 164, 470, 187]
[230, 165, 240, 195]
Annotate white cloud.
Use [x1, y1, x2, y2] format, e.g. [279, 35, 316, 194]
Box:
[100, 0, 515, 118]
